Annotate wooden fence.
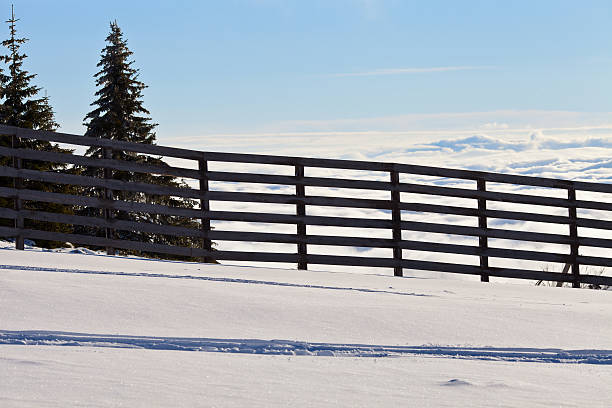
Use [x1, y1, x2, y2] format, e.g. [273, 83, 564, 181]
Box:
[1, 124, 611, 288]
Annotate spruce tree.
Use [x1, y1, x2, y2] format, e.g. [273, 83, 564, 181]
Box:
[80, 21, 201, 258]
[0, 6, 73, 247]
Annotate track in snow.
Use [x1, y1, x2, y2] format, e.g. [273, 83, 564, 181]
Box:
[0, 264, 430, 297]
[2, 330, 611, 364]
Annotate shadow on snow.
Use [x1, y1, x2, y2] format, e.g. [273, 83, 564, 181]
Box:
[1, 330, 611, 365]
[0, 264, 431, 298]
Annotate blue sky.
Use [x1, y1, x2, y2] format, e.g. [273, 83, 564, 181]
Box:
[6, 0, 612, 149]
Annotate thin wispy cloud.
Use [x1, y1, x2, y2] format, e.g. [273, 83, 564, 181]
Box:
[329, 66, 495, 77]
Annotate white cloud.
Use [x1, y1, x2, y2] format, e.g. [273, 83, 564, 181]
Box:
[163, 110, 612, 160]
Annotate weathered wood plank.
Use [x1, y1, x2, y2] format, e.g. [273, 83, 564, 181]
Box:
[206, 210, 394, 229]
[395, 163, 582, 191]
[302, 254, 396, 268]
[0, 225, 18, 238]
[400, 220, 574, 245]
[577, 236, 612, 249]
[399, 259, 542, 279]
[578, 217, 612, 231]
[477, 178, 489, 282]
[0, 186, 204, 218]
[5, 125, 207, 161]
[207, 171, 393, 191]
[576, 255, 612, 268]
[390, 169, 402, 276]
[206, 191, 394, 209]
[401, 202, 573, 226]
[399, 182, 573, 208]
[203, 152, 396, 171]
[484, 208, 570, 225]
[295, 164, 307, 270]
[401, 202, 479, 216]
[472, 171, 575, 189]
[401, 183, 612, 211]
[578, 273, 612, 286]
[0, 207, 203, 238]
[0, 166, 202, 200]
[0, 146, 201, 180]
[0, 225, 201, 257]
[399, 259, 612, 284]
[103, 147, 115, 255]
[11, 135, 24, 250]
[301, 255, 612, 284]
[211, 251, 298, 263]
[399, 241, 573, 263]
[568, 187, 580, 288]
[199, 160, 212, 261]
[0, 207, 18, 219]
[0, 224, 297, 263]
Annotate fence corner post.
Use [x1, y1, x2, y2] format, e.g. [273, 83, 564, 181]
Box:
[295, 162, 307, 270]
[477, 178, 489, 282]
[568, 185, 580, 288]
[11, 134, 24, 250]
[390, 168, 402, 277]
[102, 147, 115, 256]
[199, 159, 212, 263]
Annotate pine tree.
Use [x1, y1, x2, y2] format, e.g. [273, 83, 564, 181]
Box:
[0, 6, 73, 247]
[0, 8, 58, 130]
[80, 21, 201, 258]
[83, 22, 155, 149]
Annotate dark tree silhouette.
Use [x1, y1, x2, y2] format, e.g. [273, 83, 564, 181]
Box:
[79, 21, 202, 258]
[0, 6, 73, 247]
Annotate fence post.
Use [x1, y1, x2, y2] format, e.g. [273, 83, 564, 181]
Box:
[390, 169, 402, 276]
[568, 185, 580, 288]
[103, 147, 115, 255]
[11, 134, 24, 250]
[295, 163, 307, 270]
[199, 159, 212, 262]
[477, 178, 489, 282]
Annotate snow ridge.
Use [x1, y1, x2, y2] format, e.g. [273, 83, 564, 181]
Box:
[2, 330, 611, 364]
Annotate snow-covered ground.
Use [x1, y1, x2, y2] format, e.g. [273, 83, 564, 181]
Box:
[1, 243, 611, 407]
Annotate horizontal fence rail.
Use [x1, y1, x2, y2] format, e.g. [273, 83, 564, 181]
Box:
[1, 124, 611, 288]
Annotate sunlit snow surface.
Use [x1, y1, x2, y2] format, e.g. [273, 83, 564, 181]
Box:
[1, 243, 611, 407]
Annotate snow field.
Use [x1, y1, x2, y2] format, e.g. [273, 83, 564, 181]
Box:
[1, 245, 611, 406]
[2, 345, 611, 408]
